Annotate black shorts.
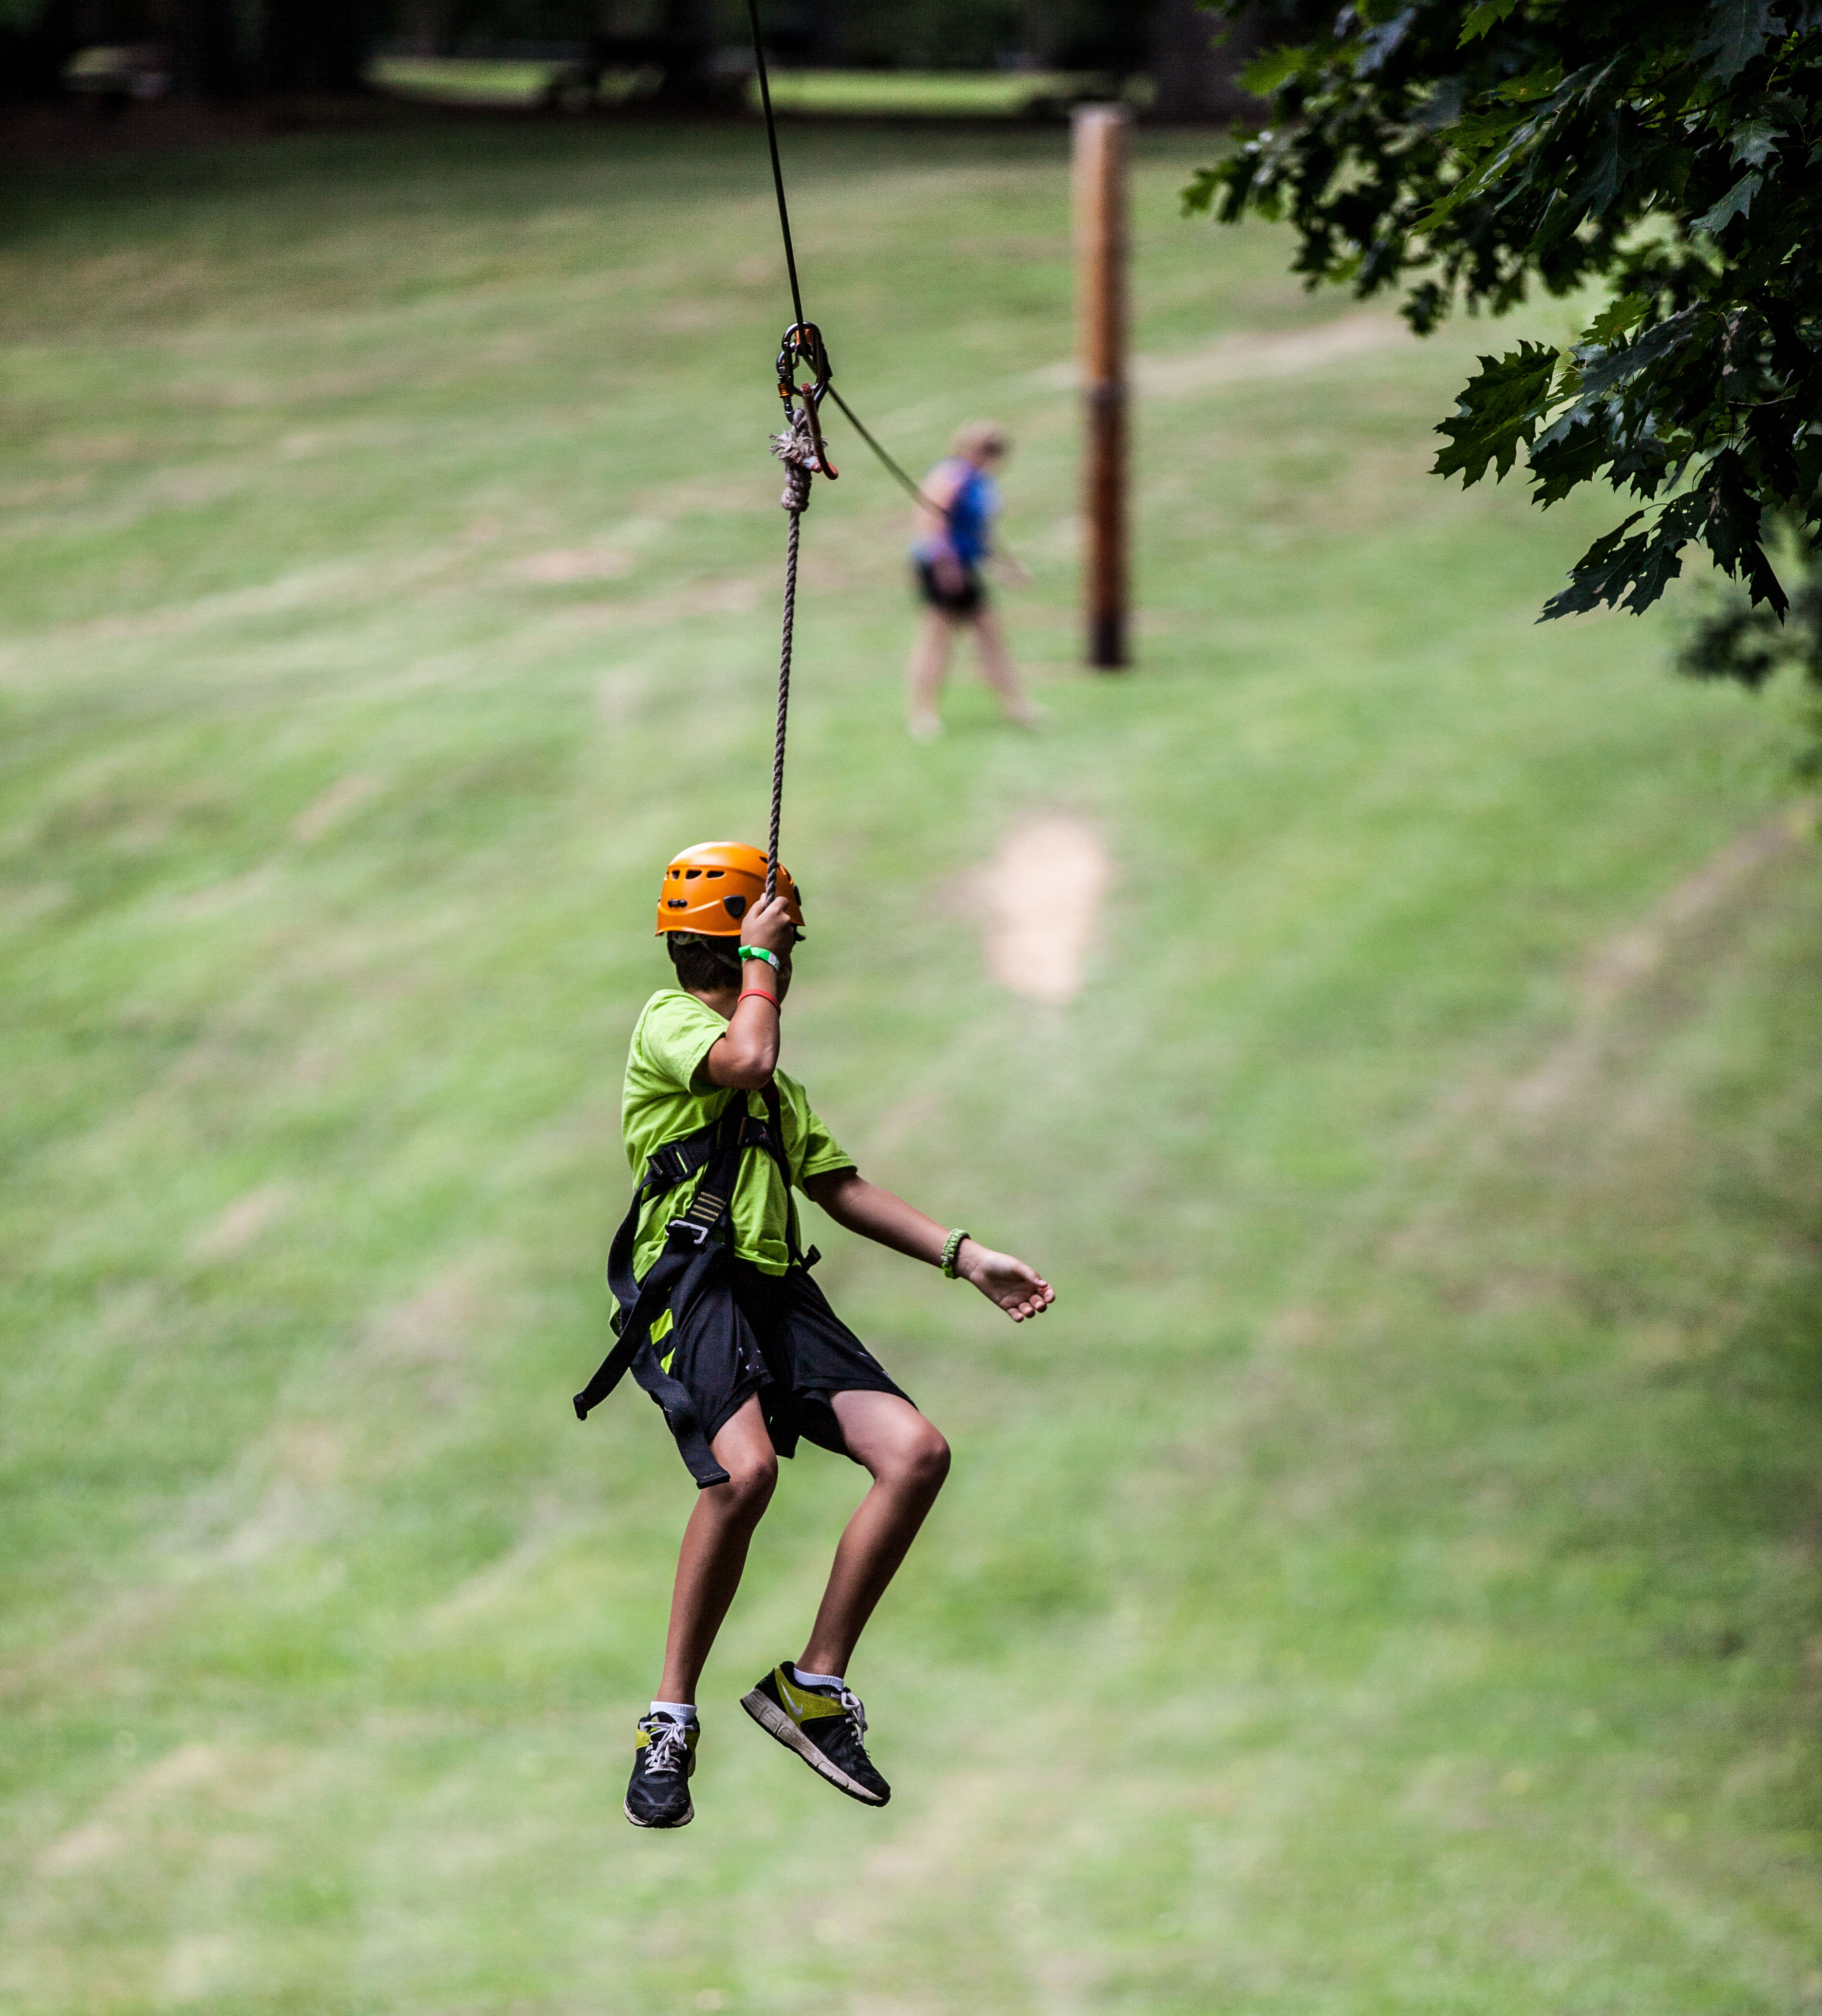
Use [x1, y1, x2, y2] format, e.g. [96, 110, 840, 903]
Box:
[914, 556, 985, 618]
[630, 1255, 911, 1482]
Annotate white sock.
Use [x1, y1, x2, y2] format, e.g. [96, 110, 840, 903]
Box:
[790, 1665, 843, 1690]
[649, 1700, 697, 1723]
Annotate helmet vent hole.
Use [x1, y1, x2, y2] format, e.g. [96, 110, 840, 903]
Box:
[706, 869, 724, 878]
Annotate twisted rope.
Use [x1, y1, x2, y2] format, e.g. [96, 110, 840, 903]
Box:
[767, 511, 800, 901]
[767, 423, 815, 900]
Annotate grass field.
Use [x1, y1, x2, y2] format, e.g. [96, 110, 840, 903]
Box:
[365, 60, 1117, 117]
[368, 56, 587, 107]
[1, 120, 1819, 2016]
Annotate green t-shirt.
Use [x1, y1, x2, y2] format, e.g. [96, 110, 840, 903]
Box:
[621, 988, 856, 1279]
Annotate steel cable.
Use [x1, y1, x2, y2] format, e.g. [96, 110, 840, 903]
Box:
[744, 0, 954, 901]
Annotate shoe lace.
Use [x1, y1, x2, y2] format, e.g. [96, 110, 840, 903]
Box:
[837, 1685, 867, 1740]
[644, 1718, 692, 1776]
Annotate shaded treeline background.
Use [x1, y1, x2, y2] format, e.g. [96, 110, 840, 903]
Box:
[0, 0, 1302, 118]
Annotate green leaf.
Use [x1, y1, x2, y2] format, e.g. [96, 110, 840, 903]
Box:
[1459, 0, 1523, 43]
[1239, 44, 1317, 97]
[1181, 166, 1222, 217]
[1414, 68, 1580, 233]
[1693, 0, 1786, 82]
[1544, 496, 1704, 617]
[1450, 105, 1528, 146]
[1414, 136, 1522, 231]
[1541, 512, 1647, 616]
[1730, 116, 1783, 167]
[1490, 64, 1563, 101]
[1704, 451, 1789, 612]
[1355, 6, 1418, 77]
[1583, 293, 1651, 346]
[1575, 308, 1698, 399]
[1694, 170, 1762, 236]
[1432, 341, 1560, 487]
[1571, 115, 1628, 221]
[1530, 411, 1615, 503]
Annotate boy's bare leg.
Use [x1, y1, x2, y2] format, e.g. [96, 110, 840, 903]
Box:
[657, 1397, 778, 1703]
[970, 607, 1044, 727]
[907, 608, 954, 737]
[798, 1391, 950, 1677]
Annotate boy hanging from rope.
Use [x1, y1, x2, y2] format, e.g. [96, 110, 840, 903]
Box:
[575, 841, 1053, 1828]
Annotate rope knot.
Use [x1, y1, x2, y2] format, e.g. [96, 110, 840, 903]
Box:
[771, 412, 818, 514]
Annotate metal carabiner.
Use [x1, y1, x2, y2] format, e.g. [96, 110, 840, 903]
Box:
[774, 321, 838, 480]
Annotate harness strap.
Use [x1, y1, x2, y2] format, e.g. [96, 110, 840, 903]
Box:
[579, 1100, 752, 1418]
[760, 1081, 809, 1269]
[574, 1087, 813, 1484]
[601, 1099, 782, 1320]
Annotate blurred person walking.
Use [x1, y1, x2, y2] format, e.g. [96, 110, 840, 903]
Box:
[906, 421, 1044, 741]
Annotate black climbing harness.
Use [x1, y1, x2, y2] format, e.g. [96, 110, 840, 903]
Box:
[572, 1085, 816, 1485]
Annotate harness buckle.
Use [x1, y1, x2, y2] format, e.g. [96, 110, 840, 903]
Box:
[666, 1216, 716, 1249]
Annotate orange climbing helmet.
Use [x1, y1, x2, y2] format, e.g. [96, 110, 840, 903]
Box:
[655, 841, 803, 937]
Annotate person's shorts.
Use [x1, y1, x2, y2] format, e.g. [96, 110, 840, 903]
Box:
[630, 1254, 912, 1480]
[914, 556, 985, 619]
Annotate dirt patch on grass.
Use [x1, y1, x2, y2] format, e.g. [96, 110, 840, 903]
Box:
[1138, 314, 1406, 399]
[188, 1182, 293, 1264]
[1033, 313, 1404, 399]
[1508, 809, 1807, 1120]
[509, 546, 634, 586]
[554, 576, 762, 630]
[981, 815, 1112, 1005]
[370, 1261, 486, 1367]
[37, 1741, 229, 1877]
[291, 772, 382, 845]
[361, 1255, 504, 1416]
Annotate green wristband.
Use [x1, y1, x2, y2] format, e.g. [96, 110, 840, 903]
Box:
[941, 1228, 970, 1279]
[738, 946, 781, 970]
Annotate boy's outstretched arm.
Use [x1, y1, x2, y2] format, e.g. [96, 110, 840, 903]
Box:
[800, 1170, 1054, 1322]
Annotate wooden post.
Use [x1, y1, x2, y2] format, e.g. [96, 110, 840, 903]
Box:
[1074, 103, 1130, 670]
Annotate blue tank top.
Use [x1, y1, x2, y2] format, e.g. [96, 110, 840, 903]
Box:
[913, 460, 997, 568]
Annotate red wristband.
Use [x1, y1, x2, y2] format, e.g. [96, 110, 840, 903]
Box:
[739, 978, 778, 1006]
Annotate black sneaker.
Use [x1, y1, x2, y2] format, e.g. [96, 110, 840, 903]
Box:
[625, 1711, 697, 1828]
[740, 1663, 891, 1807]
